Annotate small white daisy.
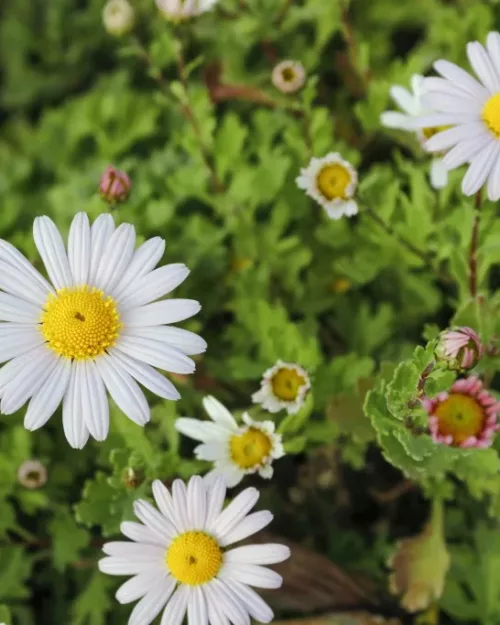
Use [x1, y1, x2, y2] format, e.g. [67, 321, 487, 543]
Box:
[271, 60, 306, 94]
[381, 74, 448, 189]
[415, 31, 500, 200]
[296, 153, 358, 219]
[155, 0, 217, 20]
[175, 396, 285, 487]
[0, 212, 206, 448]
[252, 361, 310, 415]
[99, 476, 290, 625]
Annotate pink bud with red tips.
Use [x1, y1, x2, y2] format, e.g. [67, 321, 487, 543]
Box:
[435, 326, 483, 371]
[99, 166, 131, 205]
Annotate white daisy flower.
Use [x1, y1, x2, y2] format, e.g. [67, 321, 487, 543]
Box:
[271, 60, 306, 94]
[381, 74, 448, 189]
[252, 361, 310, 415]
[99, 475, 290, 625]
[175, 396, 285, 487]
[155, 0, 217, 20]
[415, 31, 500, 200]
[0, 212, 206, 448]
[296, 153, 358, 219]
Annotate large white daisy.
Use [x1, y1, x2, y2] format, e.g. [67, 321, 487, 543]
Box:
[175, 396, 285, 487]
[99, 476, 290, 625]
[381, 74, 448, 189]
[155, 0, 217, 20]
[0, 212, 205, 448]
[416, 31, 500, 200]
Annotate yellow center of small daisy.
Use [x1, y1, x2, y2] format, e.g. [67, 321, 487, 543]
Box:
[433, 393, 486, 445]
[230, 427, 272, 469]
[317, 164, 352, 201]
[167, 531, 222, 585]
[40, 287, 121, 360]
[271, 367, 307, 401]
[281, 67, 296, 83]
[482, 93, 500, 138]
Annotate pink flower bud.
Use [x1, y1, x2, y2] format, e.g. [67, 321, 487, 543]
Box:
[435, 326, 483, 371]
[99, 166, 131, 204]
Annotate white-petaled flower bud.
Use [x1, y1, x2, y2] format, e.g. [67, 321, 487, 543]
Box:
[272, 60, 306, 94]
[103, 0, 135, 37]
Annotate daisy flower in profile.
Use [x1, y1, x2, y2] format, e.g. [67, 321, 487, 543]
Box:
[272, 60, 306, 94]
[99, 476, 290, 625]
[296, 153, 358, 219]
[0, 212, 205, 448]
[252, 361, 311, 415]
[435, 326, 483, 371]
[416, 31, 500, 200]
[381, 74, 448, 189]
[175, 396, 285, 487]
[155, 0, 217, 20]
[422, 376, 500, 448]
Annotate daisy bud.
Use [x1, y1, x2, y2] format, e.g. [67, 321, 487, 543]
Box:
[272, 60, 306, 94]
[155, 0, 217, 20]
[99, 165, 131, 204]
[435, 326, 483, 371]
[102, 0, 135, 37]
[17, 460, 48, 489]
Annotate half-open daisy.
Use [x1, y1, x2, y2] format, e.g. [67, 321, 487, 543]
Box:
[252, 361, 310, 415]
[0, 212, 205, 448]
[422, 376, 500, 448]
[271, 60, 306, 94]
[175, 396, 285, 487]
[155, 0, 217, 20]
[99, 476, 290, 625]
[416, 31, 500, 200]
[381, 74, 448, 189]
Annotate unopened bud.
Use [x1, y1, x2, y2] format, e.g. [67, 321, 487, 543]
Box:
[435, 326, 483, 371]
[103, 0, 135, 37]
[99, 165, 131, 204]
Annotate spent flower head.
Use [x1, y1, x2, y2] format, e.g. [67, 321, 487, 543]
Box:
[17, 460, 47, 489]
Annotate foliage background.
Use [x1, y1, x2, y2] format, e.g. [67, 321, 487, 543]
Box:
[3, 0, 500, 623]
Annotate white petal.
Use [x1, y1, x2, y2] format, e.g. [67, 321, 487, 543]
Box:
[120, 521, 168, 546]
[0, 260, 50, 307]
[423, 91, 481, 115]
[111, 237, 166, 300]
[116, 569, 169, 604]
[443, 133, 493, 169]
[462, 141, 500, 196]
[175, 418, 229, 443]
[380, 111, 414, 130]
[467, 41, 500, 93]
[195, 441, 230, 462]
[24, 357, 71, 430]
[98, 556, 157, 576]
[77, 360, 109, 441]
[219, 511, 273, 548]
[187, 586, 209, 625]
[122, 325, 207, 356]
[152, 480, 179, 530]
[487, 148, 500, 200]
[94, 353, 150, 426]
[0, 293, 42, 323]
[68, 212, 91, 285]
[213, 488, 259, 541]
[258, 464, 274, 480]
[159, 586, 189, 625]
[224, 544, 290, 566]
[121, 299, 201, 327]
[0, 239, 54, 295]
[62, 363, 90, 449]
[425, 123, 484, 152]
[205, 464, 244, 489]
[94, 223, 136, 293]
[115, 335, 195, 374]
[389, 86, 418, 115]
[207, 580, 250, 625]
[133, 499, 176, 544]
[0, 325, 45, 364]
[187, 475, 207, 529]
[434, 59, 490, 99]
[203, 396, 237, 429]
[103, 542, 166, 561]
[171, 479, 190, 532]
[0, 345, 49, 393]
[107, 348, 180, 400]
[423, 76, 483, 101]
[219, 563, 282, 589]
[429, 158, 448, 190]
[204, 477, 227, 530]
[88, 214, 115, 286]
[486, 32, 500, 84]
[228, 581, 274, 624]
[33, 216, 73, 289]
[128, 575, 175, 625]
[120, 264, 190, 310]
[204, 584, 231, 625]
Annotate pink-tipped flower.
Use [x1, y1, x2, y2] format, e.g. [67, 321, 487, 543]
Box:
[99, 166, 131, 204]
[435, 327, 483, 371]
[422, 376, 500, 448]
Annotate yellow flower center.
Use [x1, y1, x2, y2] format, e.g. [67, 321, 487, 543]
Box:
[482, 93, 500, 138]
[433, 393, 486, 445]
[40, 287, 121, 360]
[167, 531, 222, 585]
[281, 67, 296, 83]
[271, 367, 307, 401]
[331, 277, 351, 294]
[317, 164, 352, 201]
[230, 427, 272, 469]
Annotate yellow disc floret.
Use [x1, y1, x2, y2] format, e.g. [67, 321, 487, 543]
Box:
[230, 427, 272, 469]
[433, 393, 486, 446]
[271, 367, 307, 401]
[482, 93, 500, 138]
[167, 531, 222, 585]
[40, 286, 121, 360]
[317, 164, 352, 201]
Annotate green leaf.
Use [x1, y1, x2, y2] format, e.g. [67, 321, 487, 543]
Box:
[71, 572, 113, 625]
[49, 508, 89, 572]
